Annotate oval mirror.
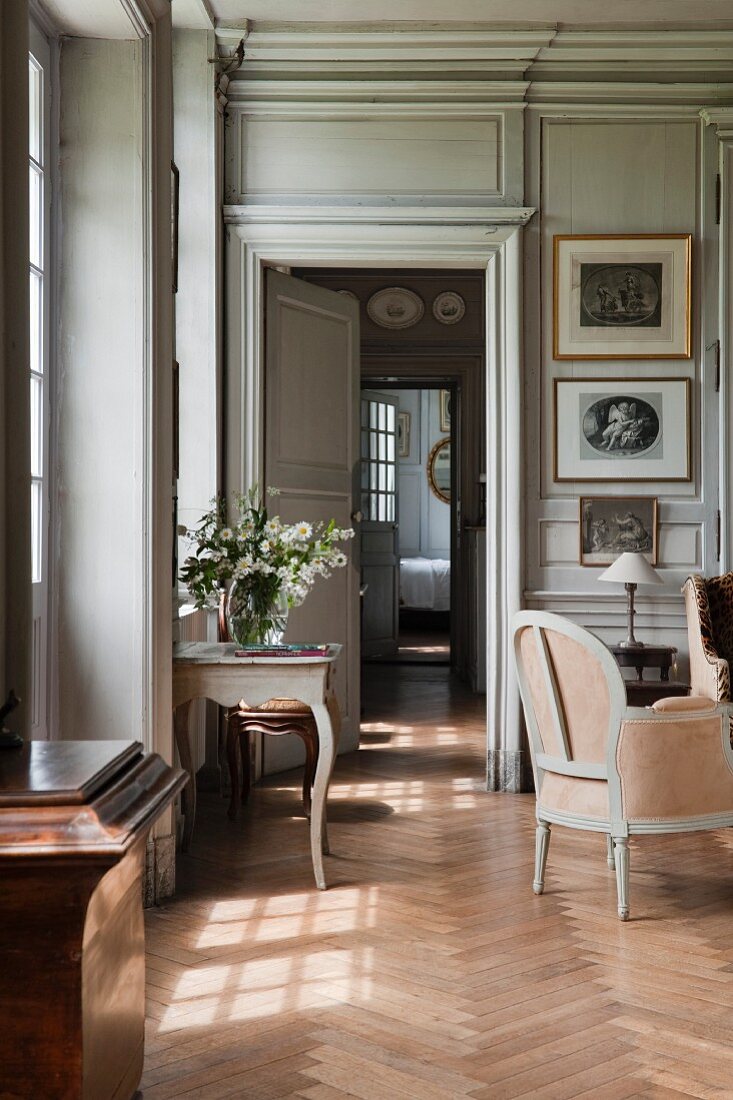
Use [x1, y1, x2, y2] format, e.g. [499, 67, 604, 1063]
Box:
[427, 438, 451, 504]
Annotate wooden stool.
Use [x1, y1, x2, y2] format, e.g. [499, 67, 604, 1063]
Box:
[227, 699, 319, 819]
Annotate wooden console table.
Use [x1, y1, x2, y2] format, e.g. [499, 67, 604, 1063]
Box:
[0, 739, 186, 1100]
[609, 643, 690, 706]
[172, 641, 341, 890]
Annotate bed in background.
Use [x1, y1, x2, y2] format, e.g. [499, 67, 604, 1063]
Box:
[399, 556, 451, 611]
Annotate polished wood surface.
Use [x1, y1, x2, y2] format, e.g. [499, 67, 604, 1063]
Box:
[610, 643, 678, 682]
[144, 664, 733, 1097]
[0, 740, 186, 1100]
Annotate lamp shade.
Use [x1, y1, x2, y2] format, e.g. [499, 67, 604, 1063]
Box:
[598, 551, 663, 586]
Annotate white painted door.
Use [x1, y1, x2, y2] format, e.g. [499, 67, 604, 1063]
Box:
[360, 390, 399, 658]
[264, 270, 360, 774]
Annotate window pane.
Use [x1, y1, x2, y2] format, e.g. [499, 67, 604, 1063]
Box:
[29, 164, 42, 268]
[30, 270, 42, 373]
[387, 404, 395, 431]
[30, 375, 42, 477]
[31, 479, 42, 583]
[29, 60, 41, 163]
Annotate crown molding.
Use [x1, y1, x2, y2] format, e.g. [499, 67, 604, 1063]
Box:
[226, 78, 529, 106]
[701, 106, 733, 139]
[223, 204, 535, 226]
[528, 82, 733, 106]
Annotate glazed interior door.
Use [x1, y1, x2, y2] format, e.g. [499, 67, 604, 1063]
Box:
[360, 390, 399, 658]
[264, 270, 360, 774]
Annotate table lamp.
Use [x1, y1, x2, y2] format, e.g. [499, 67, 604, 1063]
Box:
[598, 551, 662, 649]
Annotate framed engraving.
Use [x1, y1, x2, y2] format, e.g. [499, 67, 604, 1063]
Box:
[553, 377, 691, 482]
[579, 496, 658, 567]
[553, 234, 692, 359]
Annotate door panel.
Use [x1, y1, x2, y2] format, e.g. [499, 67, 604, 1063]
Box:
[264, 270, 360, 773]
[360, 390, 399, 658]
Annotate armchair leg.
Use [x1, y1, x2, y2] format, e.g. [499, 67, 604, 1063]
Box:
[614, 837, 630, 921]
[606, 834, 616, 870]
[533, 820, 551, 895]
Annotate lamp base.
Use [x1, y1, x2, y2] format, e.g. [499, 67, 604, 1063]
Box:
[616, 639, 645, 649]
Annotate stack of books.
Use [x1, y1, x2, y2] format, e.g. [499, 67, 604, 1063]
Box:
[233, 643, 330, 658]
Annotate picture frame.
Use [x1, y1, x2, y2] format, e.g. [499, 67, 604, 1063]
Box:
[397, 411, 411, 458]
[439, 389, 451, 432]
[553, 377, 691, 482]
[553, 233, 692, 359]
[579, 496, 658, 567]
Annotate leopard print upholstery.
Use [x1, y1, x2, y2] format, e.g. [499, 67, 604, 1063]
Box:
[685, 574, 732, 702]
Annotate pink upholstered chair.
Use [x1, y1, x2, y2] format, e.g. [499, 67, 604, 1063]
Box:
[512, 610, 733, 921]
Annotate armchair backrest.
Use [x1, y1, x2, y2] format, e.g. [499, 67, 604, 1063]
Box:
[512, 611, 627, 783]
[682, 575, 731, 702]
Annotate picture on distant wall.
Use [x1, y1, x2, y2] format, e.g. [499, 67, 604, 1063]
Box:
[553, 377, 691, 482]
[397, 411, 411, 458]
[439, 389, 451, 432]
[579, 496, 658, 566]
[553, 234, 691, 359]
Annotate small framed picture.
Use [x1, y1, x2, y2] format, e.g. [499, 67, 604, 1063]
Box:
[554, 377, 691, 482]
[397, 411, 411, 458]
[439, 389, 451, 432]
[579, 496, 658, 567]
[553, 233, 692, 359]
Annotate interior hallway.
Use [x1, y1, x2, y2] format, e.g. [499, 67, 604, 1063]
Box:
[143, 669, 733, 1098]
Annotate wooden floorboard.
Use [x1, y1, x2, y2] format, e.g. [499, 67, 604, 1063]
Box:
[143, 665, 733, 1098]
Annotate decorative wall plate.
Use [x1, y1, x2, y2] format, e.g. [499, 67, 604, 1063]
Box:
[367, 287, 424, 329]
[433, 291, 465, 325]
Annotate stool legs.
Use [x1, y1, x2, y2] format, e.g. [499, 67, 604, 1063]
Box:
[226, 718, 317, 819]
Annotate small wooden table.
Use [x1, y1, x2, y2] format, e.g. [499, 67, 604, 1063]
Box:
[0, 740, 185, 1099]
[609, 643, 690, 706]
[172, 641, 341, 890]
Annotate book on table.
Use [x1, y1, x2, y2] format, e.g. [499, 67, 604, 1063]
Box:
[233, 643, 329, 658]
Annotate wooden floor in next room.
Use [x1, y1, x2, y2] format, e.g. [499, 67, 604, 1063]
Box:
[143, 665, 733, 1099]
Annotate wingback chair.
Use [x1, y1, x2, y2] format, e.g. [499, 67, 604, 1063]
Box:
[682, 573, 733, 702]
[512, 610, 733, 920]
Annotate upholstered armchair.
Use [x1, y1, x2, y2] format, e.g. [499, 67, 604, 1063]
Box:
[512, 610, 733, 921]
[682, 573, 733, 702]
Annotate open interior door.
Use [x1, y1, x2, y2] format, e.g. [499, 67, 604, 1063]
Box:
[360, 390, 399, 658]
[264, 270, 360, 773]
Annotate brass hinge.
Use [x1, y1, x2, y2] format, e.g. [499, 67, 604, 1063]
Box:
[717, 509, 722, 562]
[716, 173, 721, 225]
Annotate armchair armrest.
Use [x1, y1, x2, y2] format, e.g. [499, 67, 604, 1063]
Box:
[651, 695, 717, 714]
[615, 704, 733, 821]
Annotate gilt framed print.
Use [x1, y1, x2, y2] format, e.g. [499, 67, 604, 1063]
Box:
[553, 234, 692, 359]
[579, 496, 658, 567]
[553, 378, 691, 482]
[397, 412, 411, 458]
[439, 389, 451, 432]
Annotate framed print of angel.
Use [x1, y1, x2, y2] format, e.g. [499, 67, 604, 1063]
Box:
[553, 234, 692, 359]
[554, 377, 691, 482]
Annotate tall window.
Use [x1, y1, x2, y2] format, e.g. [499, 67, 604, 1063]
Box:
[29, 24, 50, 739]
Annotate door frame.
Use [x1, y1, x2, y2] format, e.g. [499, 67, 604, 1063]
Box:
[224, 207, 532, 791]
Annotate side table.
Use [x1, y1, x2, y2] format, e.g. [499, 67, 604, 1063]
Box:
[609, 644, 690, 706]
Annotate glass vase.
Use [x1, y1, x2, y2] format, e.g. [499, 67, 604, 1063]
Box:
[225, 580, 289, 646]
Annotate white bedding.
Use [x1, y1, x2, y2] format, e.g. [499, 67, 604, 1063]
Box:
[399, 557, 451, 611]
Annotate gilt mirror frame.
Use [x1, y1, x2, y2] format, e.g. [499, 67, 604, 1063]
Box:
[427, 437, 451, 504]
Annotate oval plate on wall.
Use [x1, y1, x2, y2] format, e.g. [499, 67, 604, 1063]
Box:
[433, 291, 465, 325]
[367, 287, 424, 330]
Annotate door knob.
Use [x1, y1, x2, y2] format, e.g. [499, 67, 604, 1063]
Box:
[351, 510, 364, 523]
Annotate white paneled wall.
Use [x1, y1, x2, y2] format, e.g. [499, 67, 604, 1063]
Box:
[381, 389, 450, 560]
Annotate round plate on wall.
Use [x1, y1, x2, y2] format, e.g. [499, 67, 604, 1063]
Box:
[433, 291, 465, 325]
[366, 287, 424, 329]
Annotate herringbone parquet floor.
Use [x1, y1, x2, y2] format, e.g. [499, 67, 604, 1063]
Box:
[143, 665, 733, 1099]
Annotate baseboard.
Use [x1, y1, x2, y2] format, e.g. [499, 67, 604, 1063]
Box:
[486, 748, 523, 792]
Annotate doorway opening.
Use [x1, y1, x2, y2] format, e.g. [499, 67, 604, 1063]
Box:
[361, 383, 454, 668]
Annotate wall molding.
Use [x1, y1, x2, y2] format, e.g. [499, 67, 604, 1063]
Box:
[224, 204, 535, 225]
